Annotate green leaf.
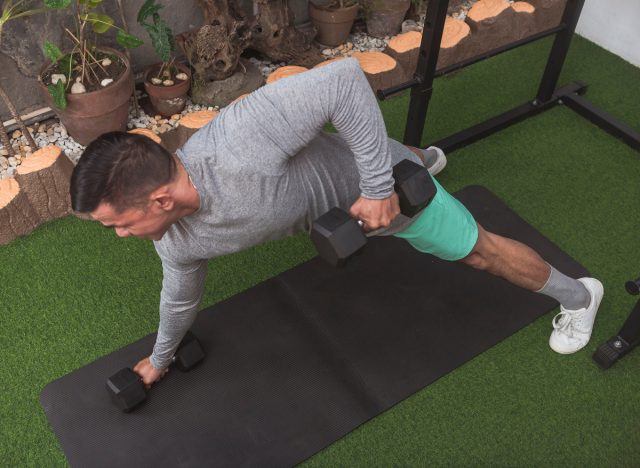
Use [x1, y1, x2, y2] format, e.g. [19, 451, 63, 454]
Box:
[79, 0, 103, 7]
[82, 12, 113, 34]
[116, 30, 144, 49]
[137, 0, 163, 25]
[43, 0, 71, 9]
[47, 79, 67, 110]
[147, 21, 174, 63]
[43, 39, 63, 62]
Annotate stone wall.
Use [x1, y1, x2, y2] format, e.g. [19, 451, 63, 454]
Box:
[0, 0, 311, 122]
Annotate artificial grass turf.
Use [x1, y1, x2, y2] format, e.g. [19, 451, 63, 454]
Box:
[1, 34, 639, 466]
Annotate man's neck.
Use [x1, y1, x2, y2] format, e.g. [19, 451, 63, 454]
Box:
[173, 155, 201, 217]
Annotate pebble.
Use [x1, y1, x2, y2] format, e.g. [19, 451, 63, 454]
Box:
[51, 74, 67, 85]
[101, 78, 114, 87]
[151, 77, 163, 85]
[162, 80, 174, 86]
[12, 130, 21, 139]
[176, 73, 188, 81]
[71, 82, 86, 94]
[102, 58, 112, 66]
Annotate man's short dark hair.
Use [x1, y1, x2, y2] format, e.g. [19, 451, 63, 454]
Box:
[70, 131, 177, 214]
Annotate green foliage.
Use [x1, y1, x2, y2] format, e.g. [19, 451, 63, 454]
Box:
[79, 0, 102, 7]
[47, 79, 67, 109]
[81, 11, 114, 34]
[42, 0, 71, 8]
[137, 0, 175, 64]
[116, 29, 144, 49]
[43, 39, 63, 62]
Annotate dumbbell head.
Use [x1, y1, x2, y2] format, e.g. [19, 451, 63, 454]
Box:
[173, 331, 205, 371]
[106, 332, 205, 412]
[392, 159, 436, 217]
[106, 367, 147, 412]
[310, 207, 367, 267]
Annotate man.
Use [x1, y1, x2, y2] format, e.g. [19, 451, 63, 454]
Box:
[70, 58, 603, 387]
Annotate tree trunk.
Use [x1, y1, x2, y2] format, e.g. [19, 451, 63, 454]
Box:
[176, 0, 253, 82]
[250, 0, 318, 66]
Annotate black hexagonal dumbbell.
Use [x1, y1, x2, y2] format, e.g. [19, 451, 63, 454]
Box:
[311, 159, 437, 267]
[106, 331, 205, 412]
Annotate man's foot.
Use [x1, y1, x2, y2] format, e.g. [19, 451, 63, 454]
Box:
[423, 146, 447, 176]
[549, 277, 604, 354]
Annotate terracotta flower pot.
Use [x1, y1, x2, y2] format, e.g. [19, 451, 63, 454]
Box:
[309, 2, 359, 47]
[38, 47, 133, 146]
[365, 0, 411, 38]
[144, 62, 191, 118]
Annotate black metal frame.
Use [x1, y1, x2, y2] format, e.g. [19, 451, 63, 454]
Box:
[378, 0, 640, 153]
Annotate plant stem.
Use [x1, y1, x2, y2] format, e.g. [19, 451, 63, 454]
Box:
[0, 24, 36, 152]
[116, 0, 139, 117]
[0, 121, 15, 159]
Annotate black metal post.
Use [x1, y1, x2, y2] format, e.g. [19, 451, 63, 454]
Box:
[402, 0, 450, 147]
[536, 0, 586, 102]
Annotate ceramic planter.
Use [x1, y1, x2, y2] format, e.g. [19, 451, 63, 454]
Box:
[38, 47, 133, 146]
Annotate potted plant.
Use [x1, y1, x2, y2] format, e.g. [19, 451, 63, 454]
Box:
[38, 0, 143, 146]
[137, 0, 190, 118]
[362, 0, 412, 38]
[308, 0, 360, 47]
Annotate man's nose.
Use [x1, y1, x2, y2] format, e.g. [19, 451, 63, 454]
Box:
[115, 227, 130, 237]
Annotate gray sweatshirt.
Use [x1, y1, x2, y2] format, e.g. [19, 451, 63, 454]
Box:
[151, 58, 422, 368]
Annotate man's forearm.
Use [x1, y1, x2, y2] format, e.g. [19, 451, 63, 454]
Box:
[150, 256, 208, 369]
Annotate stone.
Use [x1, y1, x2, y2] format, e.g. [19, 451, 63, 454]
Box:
[101, 78, 114, 87]
[8, 157, 17, 166]
[162, 80, 174, 86]
[176, 73, 188, 81]
[0, 156, 8, 167]
[102, 58, 112, 66]
[322, 49, 333, 56]
[0, 148, 8, 156]
[38, 124, 47, 133]
[71, 82, 86, 94]
[170, 114, 181, 121]
[151, 77, 163, 85]
[12, 130, 21, 139]
[51, 74, 67, 85]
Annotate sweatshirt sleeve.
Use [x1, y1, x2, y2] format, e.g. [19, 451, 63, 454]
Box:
[149, 253, 208, 369]
[217, 58, 394, 199]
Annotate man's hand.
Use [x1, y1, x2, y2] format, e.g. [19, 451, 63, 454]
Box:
[133, 357, 168, 389]
[349, 193, 400, 232]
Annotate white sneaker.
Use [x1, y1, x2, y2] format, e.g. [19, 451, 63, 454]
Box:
[549, 277, 604, 354]
[425, 146, 447, 176]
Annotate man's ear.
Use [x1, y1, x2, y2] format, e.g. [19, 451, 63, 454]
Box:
[149, 186, 174, 212]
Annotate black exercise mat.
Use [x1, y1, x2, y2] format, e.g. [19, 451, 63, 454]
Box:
[40, 185, 588, 467]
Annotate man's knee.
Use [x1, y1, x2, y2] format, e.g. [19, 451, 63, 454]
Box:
[460, 224, 499, 270]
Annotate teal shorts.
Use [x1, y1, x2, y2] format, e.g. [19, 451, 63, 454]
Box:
[394, 178, 478, 261]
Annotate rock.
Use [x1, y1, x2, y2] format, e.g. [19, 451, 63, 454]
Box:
[51, 74, 67, 85]
[12, 130, 22, 139]
[102, 58, 112, 66]
[71, 82, 86, 94]
[7, 166, 16, 177]
[151, 77, 163, 85]
[158, 124, 171, 133]
[0, 148, 8, 156]
[170, 114, 181, 121]
[38, 124, 47, 133]
[8, 157, 17, 167]
[402, 20, 422, 33]
[162, 80, 174, 86]
[101, 78, 114, 87]
[0, 156, 8, 167]
[322, 49, 333, 56]
[176, 73, 188, 81]
[48, 134, 59, 143]
[59, 127, 67, 137]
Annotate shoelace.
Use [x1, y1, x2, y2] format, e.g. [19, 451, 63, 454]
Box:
[552, 309, 588, 337]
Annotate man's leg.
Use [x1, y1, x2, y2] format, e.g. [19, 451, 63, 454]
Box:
[395, 177, 604, 354]
[461, 224, 603, 354]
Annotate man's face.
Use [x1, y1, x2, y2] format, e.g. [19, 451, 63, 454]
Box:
[90, 201, 174, 241]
